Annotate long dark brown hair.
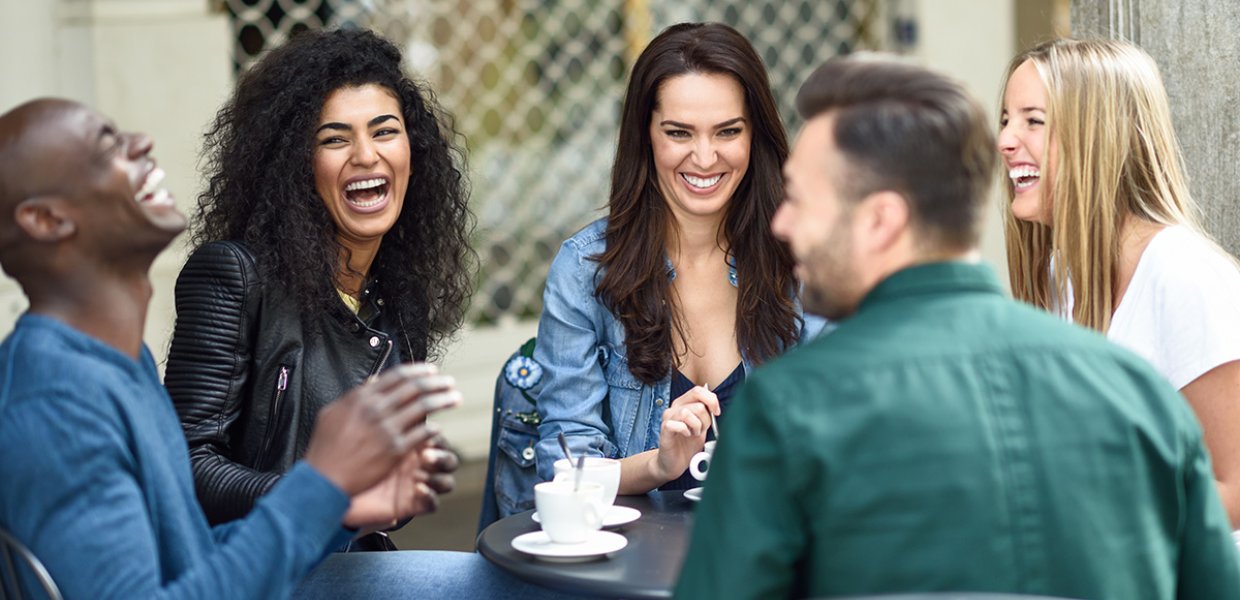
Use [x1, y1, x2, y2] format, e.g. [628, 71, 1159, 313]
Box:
[597, 22, 799, 384]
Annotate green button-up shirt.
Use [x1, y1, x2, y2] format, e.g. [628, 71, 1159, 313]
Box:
[676, 262, 1240, 599]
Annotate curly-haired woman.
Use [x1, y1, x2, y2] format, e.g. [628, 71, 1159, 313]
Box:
[164, 29, 474, 551]
[522, 23, 824, 507]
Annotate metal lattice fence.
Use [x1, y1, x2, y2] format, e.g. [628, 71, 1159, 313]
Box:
[219, 0, 882, 325]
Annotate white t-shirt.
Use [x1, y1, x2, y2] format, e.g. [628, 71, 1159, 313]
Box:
[1093, 226, 1240, 547]
[1105, 226, 1240, 389]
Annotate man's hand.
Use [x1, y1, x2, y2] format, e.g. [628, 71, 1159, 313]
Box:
[341, 439, 462, 532]
[413, 436, 461, 513]
[342, 464, 409, 532]
[304, 363, 462, 497]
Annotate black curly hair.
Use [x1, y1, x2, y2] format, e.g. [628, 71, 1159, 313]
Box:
[194, 28, 475, 359]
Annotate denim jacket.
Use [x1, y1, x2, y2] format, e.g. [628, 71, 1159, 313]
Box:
[534, 218, 823, 475]
[479, 219, 825, 524]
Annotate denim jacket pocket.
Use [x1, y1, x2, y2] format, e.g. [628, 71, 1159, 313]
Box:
[600, 343, 642, 391]
[599, 345, 647, 457]
[494, 412, 540, 517]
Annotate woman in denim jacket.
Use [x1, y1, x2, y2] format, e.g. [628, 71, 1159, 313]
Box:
[528, 23, 824, 502]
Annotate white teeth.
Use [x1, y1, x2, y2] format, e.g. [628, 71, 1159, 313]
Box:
[1008, 165, 1040, 190]
[135, 167, 174, 206]
[348, 190, 386, 208]
[1008, 166, 1040, 179]
[343, 177, 388, 208]
[345, 178, 387, 192]
[134, 167, 166, 202]
[149, 188, 174, 206]
[682, 173, 723, 189]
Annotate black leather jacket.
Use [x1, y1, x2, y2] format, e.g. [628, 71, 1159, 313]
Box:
[164, 240, 425, 525]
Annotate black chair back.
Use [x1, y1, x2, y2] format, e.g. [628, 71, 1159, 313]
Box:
[0, 526, 62, 600]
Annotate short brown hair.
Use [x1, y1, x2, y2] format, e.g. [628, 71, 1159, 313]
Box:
[796, 54, 996, 250]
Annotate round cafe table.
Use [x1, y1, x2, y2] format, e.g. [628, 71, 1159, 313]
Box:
[476, 489, 696, 599]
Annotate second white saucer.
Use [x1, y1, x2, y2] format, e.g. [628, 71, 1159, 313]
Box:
[511, 530, 628, 562]
[532, 505, 642, 528]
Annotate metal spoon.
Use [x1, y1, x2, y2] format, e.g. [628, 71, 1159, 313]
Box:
[557, 432, 574, 463]
[573, 455, 585, 492]
[704, 383, 719, 440]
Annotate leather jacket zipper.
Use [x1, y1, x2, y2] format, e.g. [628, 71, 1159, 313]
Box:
[369, 338, 394, 379]
[258, 365, 290, 467]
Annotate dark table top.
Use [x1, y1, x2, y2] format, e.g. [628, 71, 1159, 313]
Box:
[832, 596, 1082, 600]
[476, 489, 696, 599]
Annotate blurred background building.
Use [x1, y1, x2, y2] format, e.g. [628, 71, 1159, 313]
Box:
[0, 0, 1069, 550]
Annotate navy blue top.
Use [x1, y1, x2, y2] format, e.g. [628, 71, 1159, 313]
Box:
[659, 362, 745, 491]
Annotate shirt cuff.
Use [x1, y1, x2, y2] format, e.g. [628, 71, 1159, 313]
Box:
[268, 461, 354, 550]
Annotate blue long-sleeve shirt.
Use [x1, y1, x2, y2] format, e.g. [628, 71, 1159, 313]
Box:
[0, 314, 354, 599]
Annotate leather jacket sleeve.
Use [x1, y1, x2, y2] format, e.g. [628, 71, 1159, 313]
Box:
[165, 241, 280, 524]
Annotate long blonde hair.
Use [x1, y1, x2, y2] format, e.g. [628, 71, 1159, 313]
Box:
[1002, 38, 1200, 332]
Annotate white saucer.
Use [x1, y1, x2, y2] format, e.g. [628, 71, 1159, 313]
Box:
[684, 488, 703, 502]
[532, 505, 642, 528]
[511, 530, 628, 562]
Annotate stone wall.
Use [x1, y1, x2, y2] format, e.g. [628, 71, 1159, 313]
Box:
[1073, 1, 1240, 256]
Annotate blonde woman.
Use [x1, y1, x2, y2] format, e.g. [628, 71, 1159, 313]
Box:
[999, 38, 1240, 525]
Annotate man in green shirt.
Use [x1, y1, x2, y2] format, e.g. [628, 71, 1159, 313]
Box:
[675, 55, 1240, 599]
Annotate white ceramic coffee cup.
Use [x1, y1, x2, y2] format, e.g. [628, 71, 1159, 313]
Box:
[552, 457, 621, 507]
[534, 480, 606, 544]
[689, 440, 716, 481]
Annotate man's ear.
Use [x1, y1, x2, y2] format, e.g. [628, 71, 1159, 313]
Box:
[855, 190, 909, 252]
[14, 197, 76, 242]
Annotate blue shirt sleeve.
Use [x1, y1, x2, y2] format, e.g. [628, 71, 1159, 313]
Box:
[0, 389, 350, 600]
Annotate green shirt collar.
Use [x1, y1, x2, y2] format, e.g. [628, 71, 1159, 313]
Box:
[858, 260, 1004, 313]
